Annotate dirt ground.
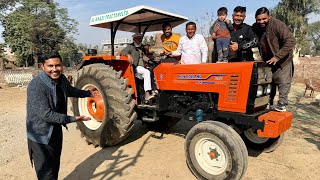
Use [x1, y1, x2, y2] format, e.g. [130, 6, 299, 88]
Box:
[0, 83, 319, 180]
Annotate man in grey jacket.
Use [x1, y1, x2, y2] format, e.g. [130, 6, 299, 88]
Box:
[27, 51, 94, 179]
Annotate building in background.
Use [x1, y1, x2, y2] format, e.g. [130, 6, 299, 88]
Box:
[102, 38, 133, 54]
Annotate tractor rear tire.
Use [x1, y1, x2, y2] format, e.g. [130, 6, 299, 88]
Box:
[185, 121, 248, 180]
[241, 128, 284, 153]
[72, 64, 137, 147]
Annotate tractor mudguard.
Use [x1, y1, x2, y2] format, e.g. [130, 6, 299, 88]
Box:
[78, 55, 138, 99]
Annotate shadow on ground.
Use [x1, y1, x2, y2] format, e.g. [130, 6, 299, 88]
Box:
[289, 87, 320, 148]
[64, 121, 150, 180]
[305, 138, 320, 150]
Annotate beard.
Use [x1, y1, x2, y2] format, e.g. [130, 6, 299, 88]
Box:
[258, 23, 268, 31]
[134, 42, 142, 47]
[165, 32, 172, 37]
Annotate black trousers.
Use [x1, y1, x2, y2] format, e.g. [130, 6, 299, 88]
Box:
[28, 125, 63, 180]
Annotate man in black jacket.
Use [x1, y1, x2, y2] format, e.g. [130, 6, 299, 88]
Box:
[26, 51, 95, 179]
[211, 6, 258, 62]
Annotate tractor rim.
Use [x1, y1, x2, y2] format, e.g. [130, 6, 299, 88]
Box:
[244, 128, 269, 144]
[79, 84, 105, 130]
[194, 137, 229, 175]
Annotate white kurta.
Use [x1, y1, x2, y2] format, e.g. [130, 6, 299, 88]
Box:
[172, 34, 208, 64]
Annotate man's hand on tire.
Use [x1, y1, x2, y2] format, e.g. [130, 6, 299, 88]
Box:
[76, 116, 91, 121]
[90, 90, 100, 98]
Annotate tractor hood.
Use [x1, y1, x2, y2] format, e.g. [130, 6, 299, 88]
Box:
[89, 5, 188, 32]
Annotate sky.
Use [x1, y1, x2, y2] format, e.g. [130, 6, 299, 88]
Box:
[0, 0, 319, 47]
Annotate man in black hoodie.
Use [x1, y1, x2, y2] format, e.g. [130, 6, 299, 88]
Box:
[26, 51, 94, 179]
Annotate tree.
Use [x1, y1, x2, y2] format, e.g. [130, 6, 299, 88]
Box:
[0, 43, 4, 70]
[2, 10, 33, 66]
[0, 0, 18, 21]
[309, 21, 320, 55]
[92, 45, 99, 50]
[148, 36, 155, 46]
[270, 0, 320, 53]
[143, 35, 149, 45]
[194, 11, 215, 61]
[78, 43, 89, 53]
[2, 0, 78, 67]
[142, 35, 156, 46]
[0, 0, 17, 10]
[59, 37, 81, 66]
[194, 11, 215, 40]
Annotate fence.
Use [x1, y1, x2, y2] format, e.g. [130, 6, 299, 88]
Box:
[0, 68, 76, 86]
[294, 64, 320, 83]
[4, 71, 34, 85]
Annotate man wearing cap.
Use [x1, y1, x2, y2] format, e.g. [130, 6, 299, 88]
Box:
[121, 33, 154, 101]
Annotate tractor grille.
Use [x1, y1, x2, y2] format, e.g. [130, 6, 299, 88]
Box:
[227, 75, 239, 101]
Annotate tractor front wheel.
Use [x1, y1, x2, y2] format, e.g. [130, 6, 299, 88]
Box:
[72, 64, 137, 147]
[185, 121, 248, 180]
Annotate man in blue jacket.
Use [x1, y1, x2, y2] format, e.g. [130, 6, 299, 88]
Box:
[26, 51, 94, 179]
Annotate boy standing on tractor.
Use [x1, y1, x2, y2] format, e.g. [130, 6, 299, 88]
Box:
[210, 7, 233, 63]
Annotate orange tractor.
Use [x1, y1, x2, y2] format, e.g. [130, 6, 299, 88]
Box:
[72, 6, 292, 180]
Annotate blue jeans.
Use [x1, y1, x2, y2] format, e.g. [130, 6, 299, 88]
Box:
[216, 38, 230, 62]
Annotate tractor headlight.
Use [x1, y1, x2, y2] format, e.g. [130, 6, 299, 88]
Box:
[257, 85, 263, 97]
[266, 84, 271, 94]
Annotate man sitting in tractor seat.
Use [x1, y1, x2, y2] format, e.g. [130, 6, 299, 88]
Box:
[121, 33, 155, 101]
[166, 22, 208, 64]
[161, 22, 181, 63]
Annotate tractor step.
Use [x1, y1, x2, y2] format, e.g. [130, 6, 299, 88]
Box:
[138, 104, 159, 110]
[142, 116, 159, 122]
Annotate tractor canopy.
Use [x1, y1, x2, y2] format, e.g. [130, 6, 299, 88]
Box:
[89, 5, 188, 32]
[89, 5, 188, 55]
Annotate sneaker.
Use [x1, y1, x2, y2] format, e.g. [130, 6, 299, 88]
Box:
[275, 103, 289, 112]
[145, 93, 155, 101]
[151, 90, 159, 96]
[267, 104, 275, 110]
